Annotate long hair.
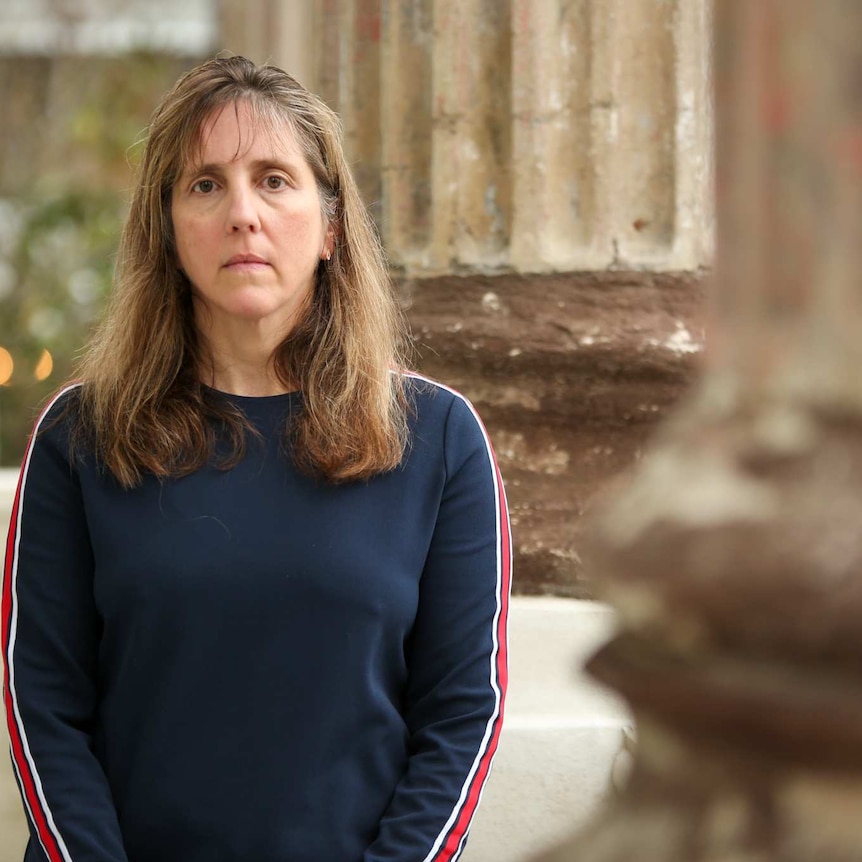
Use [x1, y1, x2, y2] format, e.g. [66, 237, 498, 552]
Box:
[72, 55, 411, 486]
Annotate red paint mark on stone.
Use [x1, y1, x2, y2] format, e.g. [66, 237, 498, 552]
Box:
[357, 9, 382, 43]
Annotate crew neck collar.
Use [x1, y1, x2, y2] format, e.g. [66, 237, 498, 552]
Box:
[201, 384, 301, 403]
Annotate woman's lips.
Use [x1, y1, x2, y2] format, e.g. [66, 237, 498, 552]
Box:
[224, 254, 269, 268]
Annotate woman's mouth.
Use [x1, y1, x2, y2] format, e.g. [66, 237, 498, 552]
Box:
[224, 254, 269, 268]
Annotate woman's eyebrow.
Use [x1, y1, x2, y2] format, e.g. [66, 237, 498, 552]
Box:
[179, 161, 223, 179]
[183, 158, 301, 175]
[248, 158, 302, 174]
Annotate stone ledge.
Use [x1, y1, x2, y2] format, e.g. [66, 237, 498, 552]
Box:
[464, 723, 629, 862]
[401, 269, 707, 596]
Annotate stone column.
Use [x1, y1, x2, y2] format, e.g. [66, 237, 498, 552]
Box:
[379, 0, 433, 267]
[217, 1, 713, 270]
[315, 0, 383, 223]
[217, 0, 315, 85]
[537, 1, 862, 859]
[509, 0, 712, 273]
[309, 0, 714, 274]
[509, 0, 596, 271]
[428, 0, 513, 272]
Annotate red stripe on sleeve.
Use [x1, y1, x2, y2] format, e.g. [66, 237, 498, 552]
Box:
[396, 373, 513, 862]
[2, 390, 76, 862]
[435, 451, 512, 862]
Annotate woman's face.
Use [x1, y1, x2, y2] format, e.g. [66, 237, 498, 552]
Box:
[171, 101, 333, 337]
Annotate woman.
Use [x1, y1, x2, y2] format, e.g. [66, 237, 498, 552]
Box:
[2, 56, 510, 862]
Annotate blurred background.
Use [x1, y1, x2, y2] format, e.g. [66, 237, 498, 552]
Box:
[0, 0, 216, 466]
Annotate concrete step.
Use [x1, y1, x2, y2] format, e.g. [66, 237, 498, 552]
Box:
[0, 471, 630, 862]
[463, 598, 630, 861]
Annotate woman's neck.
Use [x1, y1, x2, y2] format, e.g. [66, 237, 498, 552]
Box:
[204, 361, 291, 397]
[195, 314, 295, 397]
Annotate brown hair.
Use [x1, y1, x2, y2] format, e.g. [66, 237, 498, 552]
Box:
[72, 55, 411, 486]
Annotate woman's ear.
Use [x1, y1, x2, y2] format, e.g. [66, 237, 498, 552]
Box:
[321, 227, 336, 261]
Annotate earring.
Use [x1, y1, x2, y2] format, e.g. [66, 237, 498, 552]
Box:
[325, 250, 332, 261]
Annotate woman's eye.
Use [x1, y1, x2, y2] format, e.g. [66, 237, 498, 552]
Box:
[191, 179, 216, 194]
[264, 175, 287, 190]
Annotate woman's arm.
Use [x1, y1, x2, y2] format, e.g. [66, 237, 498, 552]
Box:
[3, 386, 128, 862]
[364, 389, 512, 862]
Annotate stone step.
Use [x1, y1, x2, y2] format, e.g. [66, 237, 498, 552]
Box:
[0, 471, 630, 861]
[463, 598, 630, 861]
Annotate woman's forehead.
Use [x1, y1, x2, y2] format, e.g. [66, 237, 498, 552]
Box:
[184, 101, 305, 168]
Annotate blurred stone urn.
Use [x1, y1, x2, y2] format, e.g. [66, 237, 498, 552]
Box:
[532, 1, 862, 859]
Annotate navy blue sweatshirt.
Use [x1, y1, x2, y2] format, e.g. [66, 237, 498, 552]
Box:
[2, 375, 511, 862]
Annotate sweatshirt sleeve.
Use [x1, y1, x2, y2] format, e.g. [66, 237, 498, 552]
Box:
[363, 389, 512, 862]
[2, 386, 128, 862]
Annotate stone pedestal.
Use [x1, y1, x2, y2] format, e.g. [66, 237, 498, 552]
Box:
[538, 1, 862, 858]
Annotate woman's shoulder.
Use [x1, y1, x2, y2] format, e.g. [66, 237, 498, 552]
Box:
[39, 381, 84, 424]
[401, 370, 469, 414]
[31, 382, 86, 450]
[399, 371, 488, 442]
[398, 372, 499, 483]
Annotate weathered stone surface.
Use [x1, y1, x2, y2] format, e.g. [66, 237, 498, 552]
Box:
[305, 0, 714, 274]
[400, 269, 707, 596]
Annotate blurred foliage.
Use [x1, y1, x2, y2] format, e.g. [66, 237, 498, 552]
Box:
[0, 192, 122, 465]
[0, 52, 201, 466]
[62, 53, 184, 187]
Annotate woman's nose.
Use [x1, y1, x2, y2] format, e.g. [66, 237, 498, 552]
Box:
[226, 185, 261, 232]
